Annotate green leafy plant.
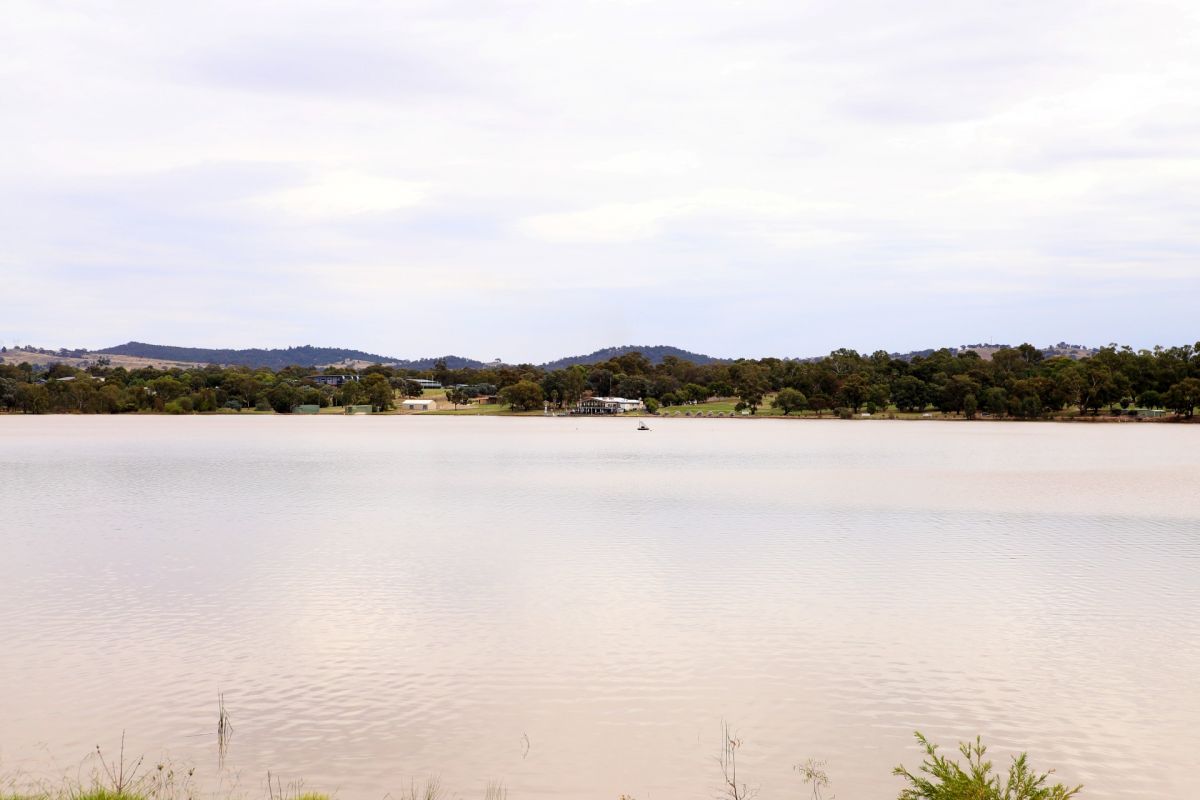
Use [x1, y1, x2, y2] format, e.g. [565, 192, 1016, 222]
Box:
[893, 732, 1081, 800]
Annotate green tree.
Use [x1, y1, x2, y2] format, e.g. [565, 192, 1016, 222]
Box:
[362, 373, 394, 411]
[561, 367, 587, 406]
[772, 387, 808, 415]
[149, 375, 187, 403]
[339, 379, 368, 406]
[980, 387, 1008, 417]
[839, 374, 871, 413]
[588, 368, 614, 396]
[0, 377, 20, 411]
[499, 380, 544, 411]
[15, 383, 50, 414]
[735, 364, 768, 414]
[1164, 378, 1200, 418]
[614, 374, 651, 399]
[808, 392, 832, 417]
[938, 375, 981, 415]
[1017, 395, 1042, 419]
[1136, 389, 1162, 409]
[1074, 361, 1118, 415]
[963, 393, 978, 420]
[892, 376, 928, 412]
[866, 383, 891, 413]
[266, 384, 301, 413]
[432, 358, 450, 386]
[894, 732, 1080, 800]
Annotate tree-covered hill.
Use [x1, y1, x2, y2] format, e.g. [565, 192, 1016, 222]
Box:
[97, 342, 487, 370]
[97, 342, 727, 370]
[541, 344, 725, 370]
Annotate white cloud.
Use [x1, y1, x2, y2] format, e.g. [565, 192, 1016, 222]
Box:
[520, 189, 847, 244]
[250, 171, 428, 218]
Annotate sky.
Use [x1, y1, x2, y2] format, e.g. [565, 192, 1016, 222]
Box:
[2, 0, 1199, 363]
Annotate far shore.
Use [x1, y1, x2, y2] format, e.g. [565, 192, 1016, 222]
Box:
[2, 406, 1193, 422]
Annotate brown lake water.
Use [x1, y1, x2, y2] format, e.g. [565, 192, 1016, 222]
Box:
[1, 416, 1198, 799]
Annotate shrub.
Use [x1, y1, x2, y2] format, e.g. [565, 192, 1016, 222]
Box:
[163, 397, 193, 414]
[894, 732, 1081, 800]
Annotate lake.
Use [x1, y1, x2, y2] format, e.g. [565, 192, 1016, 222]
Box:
[1, 416, 1197, 799]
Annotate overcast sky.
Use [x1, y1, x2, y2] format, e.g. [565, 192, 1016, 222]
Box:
[2, 1, 1198, 362]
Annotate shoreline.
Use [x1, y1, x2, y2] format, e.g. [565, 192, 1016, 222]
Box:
[0, 409, 1193, 423]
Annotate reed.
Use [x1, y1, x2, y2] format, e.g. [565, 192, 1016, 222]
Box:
[216, 692, 232, 768]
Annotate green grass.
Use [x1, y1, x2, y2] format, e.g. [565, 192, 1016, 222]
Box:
[428, 402, 511, 415]
[72, 790, 143, 800]
[662, 398, 742, 415]
[0, 789, 146, 800]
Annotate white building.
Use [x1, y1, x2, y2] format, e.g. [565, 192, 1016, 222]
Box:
[401, 399, 437, 411]
[574, 396, 645, 415]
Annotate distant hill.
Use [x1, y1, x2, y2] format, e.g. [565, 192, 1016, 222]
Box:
[390, 355, 488, 370]
[540, 345, 726, 371]
[98, 342, 487, 370]
[0, 346, 200, 370]
[77, 340, 1100, 371]
[881, 342, 1099, 362]
[93, 342, 725, 370]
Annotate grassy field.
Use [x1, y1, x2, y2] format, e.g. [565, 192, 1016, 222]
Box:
[429, 402, 524, 415]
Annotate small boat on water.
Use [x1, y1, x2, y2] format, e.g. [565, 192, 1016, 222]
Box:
[637, 422, 650, 431]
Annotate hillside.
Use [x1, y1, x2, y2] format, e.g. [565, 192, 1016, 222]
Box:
[0, 347, 199, 370]
[540, 345, 725, 370]
[884, 342, 1100, 362]
[98, 342, 487, 370]
[956, 342, 1100, 361]
[7, 340, 1102, 373]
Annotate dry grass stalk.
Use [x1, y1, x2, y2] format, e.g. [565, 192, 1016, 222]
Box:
[96, 732, 144, 795]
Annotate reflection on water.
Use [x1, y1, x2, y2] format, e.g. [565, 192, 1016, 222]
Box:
[1, 417, 1198, 799]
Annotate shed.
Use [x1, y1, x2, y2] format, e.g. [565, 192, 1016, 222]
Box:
[402, 399, 436, 411]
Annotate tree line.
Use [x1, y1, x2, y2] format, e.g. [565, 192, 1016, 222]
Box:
[2, 341, 1199, 418]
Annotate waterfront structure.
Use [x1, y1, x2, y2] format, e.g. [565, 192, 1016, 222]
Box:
[573, 396, 645, 415]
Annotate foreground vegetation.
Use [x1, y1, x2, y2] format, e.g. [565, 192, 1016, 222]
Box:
[1, 731, 1080, 800]
[2, 340, 1198, 419]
